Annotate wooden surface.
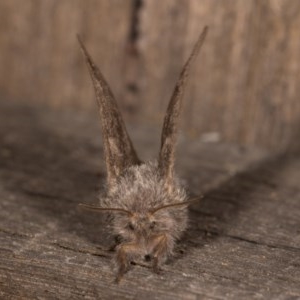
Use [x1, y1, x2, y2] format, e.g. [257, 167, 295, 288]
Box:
[138, 0, 300, 148]
[1, 0, 300, 149]
[0, 101, 300, 299]
[0, 0, 133, 108]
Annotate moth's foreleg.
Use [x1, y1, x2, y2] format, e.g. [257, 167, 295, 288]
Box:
[115, 242, 140, 283]
[150, 233, 173, 274]
[109, 234, 123, 252]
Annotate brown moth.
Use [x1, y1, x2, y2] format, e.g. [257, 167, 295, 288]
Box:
[77, 26, 208, 283]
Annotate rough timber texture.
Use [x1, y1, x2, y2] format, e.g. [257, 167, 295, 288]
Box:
[1, 1, 300, 150]
[0, 101, 300, 299]
[0, 0, 133, 108]
[137, 0, 300, 149]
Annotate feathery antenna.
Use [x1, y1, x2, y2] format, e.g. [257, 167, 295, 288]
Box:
[78, 203, 133, 216]
[151, 195, 203, 214]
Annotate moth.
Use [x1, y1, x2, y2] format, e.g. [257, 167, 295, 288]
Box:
[77, 26, 208, 283]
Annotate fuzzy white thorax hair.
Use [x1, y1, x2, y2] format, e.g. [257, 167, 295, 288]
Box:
[101, 161, 188, 241]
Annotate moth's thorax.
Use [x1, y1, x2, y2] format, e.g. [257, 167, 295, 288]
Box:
[102, 162, 189, 241]
[106, 162, 186, 209]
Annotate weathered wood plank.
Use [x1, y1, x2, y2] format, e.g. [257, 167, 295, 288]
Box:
[1, 1, 300, 150]
[0, 0, 133, 109]
[137, 0, 300, 149]
[0, 101, 299, 299]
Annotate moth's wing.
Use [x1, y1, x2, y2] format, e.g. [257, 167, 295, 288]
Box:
[158, 27, 208, 185]
[78, 36, 141, 187]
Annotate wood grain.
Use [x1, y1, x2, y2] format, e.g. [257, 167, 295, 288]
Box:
[0, 100, 299, 299]
[0, 0, 133, 109]
[137, 0, 300, 149]
[0, 0, 300, 149]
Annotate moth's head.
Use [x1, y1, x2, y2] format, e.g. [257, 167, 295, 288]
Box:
[115, 209, 174, 240]
[79, 197, 199, 240]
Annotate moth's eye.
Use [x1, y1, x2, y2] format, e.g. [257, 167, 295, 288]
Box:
[127, 223, 135, 231]
[149, 221, 156, 229]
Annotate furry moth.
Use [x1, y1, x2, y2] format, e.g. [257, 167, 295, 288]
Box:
[78, 26, 208, 283]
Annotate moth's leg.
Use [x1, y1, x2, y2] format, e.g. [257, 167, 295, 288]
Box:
[149, 233, 172, 274]
[109, 235, 123, 252]
[115, 242, 140, 283]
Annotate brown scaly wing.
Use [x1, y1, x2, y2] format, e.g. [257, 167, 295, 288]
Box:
[158, 26, 208, 186]
[77, 36, 141, 188]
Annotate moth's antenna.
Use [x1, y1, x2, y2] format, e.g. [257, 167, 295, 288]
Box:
[77, 35, 141, 188]
[151, 196, 203, 214]
[158, 27, 208, 187]
[78, 203, 133, 216]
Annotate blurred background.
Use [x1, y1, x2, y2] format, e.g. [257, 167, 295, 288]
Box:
[1, 0, 300, 150]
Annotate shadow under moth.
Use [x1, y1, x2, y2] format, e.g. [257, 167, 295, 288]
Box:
[77, 26, 208, 283]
